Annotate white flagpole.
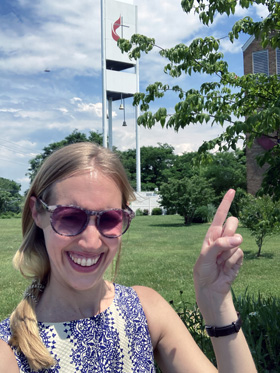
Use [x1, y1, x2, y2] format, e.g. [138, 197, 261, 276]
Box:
[101, 0, 108, 148]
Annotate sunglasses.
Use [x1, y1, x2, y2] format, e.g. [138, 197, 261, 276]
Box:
[38, 199, 135, 238]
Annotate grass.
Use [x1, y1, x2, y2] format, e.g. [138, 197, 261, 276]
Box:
[0, 218, 29, 320]
[1, 215, 280, 320]
[118, 216, 280, 303]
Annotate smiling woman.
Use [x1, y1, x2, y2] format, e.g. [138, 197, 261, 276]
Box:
[0, 142, 257, 373]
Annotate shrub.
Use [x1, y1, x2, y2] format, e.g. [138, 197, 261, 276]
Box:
[160, 175, 215, 225]
[239, 194, 280, 257]
[143, 209, 149, 216]
[0, 212, 21, 219]
[164, 291, 280, 372]
[233, 291, 280, 372]
[165, 209, 175, 215]
[193, 206, 209, 223]
[152, 207, 162, 215]
[135, 209, 143, 216]
[193, 204, 216, 224]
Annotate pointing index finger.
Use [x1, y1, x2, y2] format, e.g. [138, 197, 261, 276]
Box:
[211, 189, 235, 227]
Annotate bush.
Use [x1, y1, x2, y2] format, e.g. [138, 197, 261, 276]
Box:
[164, 291, 280, 372]
[193, 206, 209, 223]
[152, 207, 162, 215]
[233, 291, 280, 372]
[143, 209, 149, 216]
[239, 194, 280, 257]
[165, 209, 176, 215]
[193, 204, 216, 224]
[135, 209, 144, 216]
[0, 212, 21, 219]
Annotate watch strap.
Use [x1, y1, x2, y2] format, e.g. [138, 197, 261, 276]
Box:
[205, 312, 242, 338]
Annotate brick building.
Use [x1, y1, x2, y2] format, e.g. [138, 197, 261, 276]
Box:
[242, 36, 280, 194]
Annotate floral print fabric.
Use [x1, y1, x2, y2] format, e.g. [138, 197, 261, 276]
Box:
[0, 284, 155, 372]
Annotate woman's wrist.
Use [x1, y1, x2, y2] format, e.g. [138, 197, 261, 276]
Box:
[196, 290, 238, 327]
[205, 312, 242, 337]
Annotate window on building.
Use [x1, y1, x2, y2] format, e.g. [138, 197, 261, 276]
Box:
[252, 50, 269, 75]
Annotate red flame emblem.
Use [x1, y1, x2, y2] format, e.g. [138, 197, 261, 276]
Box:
[112, 16, 121, 41]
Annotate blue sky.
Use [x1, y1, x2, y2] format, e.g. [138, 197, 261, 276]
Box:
[0, 0, 269, 193]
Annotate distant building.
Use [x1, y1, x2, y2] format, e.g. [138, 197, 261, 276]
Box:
[242, 36, 280, 195]
[130, 191, 161, 215]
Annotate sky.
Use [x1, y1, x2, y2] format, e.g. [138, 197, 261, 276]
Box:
[0, 0, 269, 194]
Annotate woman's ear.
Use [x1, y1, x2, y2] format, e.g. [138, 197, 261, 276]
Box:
[29, 196, 43, 227]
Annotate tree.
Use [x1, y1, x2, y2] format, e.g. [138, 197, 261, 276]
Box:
[160, 175, 215, 225]
[0, 177, 22, 214]
[201, 150, 247, 197]
[140, 144, 175, 191]
[118, 143, 175, 191]
[162, 151, 199, 181]
[163, 150, 247, 199]
[239, 194, 280, 257]
[117, 148, 137, 189]
[118, 0, 280, 199]
[27, 130, 103, 182]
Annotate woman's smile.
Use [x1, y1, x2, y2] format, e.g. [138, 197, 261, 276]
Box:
[67, 251, 104, 274]
[68, 252, 101, 267]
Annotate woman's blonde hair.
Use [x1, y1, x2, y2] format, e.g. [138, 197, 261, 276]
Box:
[9, 142, 135, 371]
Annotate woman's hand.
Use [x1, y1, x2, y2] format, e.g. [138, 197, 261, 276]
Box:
[193, 189, 243, 319]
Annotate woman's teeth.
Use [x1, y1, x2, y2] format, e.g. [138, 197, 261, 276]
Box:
[69, 254, 100, 267]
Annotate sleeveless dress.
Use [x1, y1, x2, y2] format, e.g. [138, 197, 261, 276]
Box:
[0, 284, 156, 372]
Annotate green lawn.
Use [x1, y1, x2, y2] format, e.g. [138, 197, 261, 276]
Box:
[1, 215, 280, 320]
[118, 215, 280, 303]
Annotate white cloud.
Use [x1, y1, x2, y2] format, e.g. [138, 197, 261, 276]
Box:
[18, 176, 30, 185]
[174, 143, 197, 154]
[0, 0, 101, 74]
[0, 108, 20, 113]
[219, 38, 243, 54]
[58, 107, 69, 114]
[135, 0, 203, 46]
[76, 102, 103, 117]
[71, 97, 82, 103]
[14, 110, 55, 120]
[252, 3, 270, 19]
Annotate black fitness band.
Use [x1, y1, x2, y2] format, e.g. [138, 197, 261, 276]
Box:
[205, 313, 242, 338]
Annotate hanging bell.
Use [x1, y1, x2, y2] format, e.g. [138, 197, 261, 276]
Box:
[119, 103, 124, 110]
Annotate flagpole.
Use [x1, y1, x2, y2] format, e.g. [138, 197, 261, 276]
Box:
[101, 0, 108, 148]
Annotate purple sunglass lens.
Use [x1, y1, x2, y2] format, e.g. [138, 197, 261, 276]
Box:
[52, 206, 88, 235]
[99, 210, 127, 236]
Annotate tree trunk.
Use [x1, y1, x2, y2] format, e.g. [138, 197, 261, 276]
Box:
[257, 238, 263, 257]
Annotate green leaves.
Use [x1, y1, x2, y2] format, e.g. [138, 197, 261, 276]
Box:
[118, 34, 155, 60]
[0, 177, 22, 214]
[160, 175, 215, 225]
[239, 194, 280, 256]
[27, 130, 103, 182]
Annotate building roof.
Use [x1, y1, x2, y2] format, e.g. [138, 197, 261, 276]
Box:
[242, 35, 255, 52]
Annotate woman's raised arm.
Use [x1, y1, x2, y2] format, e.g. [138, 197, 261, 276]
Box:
[193, 189, 256, 372]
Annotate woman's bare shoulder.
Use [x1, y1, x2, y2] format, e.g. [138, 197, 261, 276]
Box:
[132, 285, 164, 301]
[132, 285, 175, 343]
[0, 340, 19, 373]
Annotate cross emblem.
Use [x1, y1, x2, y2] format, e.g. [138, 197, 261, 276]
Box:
[112, 15, 129, 41]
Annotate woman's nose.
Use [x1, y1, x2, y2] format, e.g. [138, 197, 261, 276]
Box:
[78, 217, 102, 247]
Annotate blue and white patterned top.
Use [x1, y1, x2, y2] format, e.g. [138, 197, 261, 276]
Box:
[0, 284, 156, 372]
